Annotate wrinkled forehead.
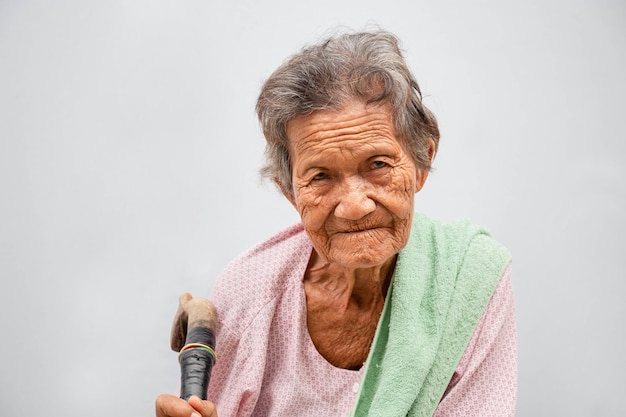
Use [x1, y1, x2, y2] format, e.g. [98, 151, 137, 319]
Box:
[287, 99, 394, 137]
[285, 99, 403, 157]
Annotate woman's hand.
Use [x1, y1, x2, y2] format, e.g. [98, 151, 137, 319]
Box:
[155, 394, 217, 417]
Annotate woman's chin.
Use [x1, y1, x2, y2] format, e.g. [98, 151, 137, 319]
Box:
[322, 231, 405, 269]
[329, 248, 397, 270]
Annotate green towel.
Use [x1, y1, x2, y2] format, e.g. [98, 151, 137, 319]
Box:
[349, 213, 511, 417]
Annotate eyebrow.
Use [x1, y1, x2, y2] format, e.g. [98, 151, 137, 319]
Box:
[295, 141, 400, 174]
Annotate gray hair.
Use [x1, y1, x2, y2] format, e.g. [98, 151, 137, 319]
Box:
[256, 29, 440, 196]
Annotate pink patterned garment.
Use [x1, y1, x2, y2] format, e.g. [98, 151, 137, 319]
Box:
[207, 224, 516, 417]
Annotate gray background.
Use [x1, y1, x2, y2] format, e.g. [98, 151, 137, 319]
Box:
[1, 1, 624, 416]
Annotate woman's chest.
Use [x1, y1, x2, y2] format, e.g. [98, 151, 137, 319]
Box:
[306, 298, 383, 370]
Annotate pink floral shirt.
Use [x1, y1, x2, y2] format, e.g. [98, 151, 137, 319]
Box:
[207, 224, 517, 416]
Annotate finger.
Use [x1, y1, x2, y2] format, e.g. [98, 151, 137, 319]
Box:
[188, 395, 218, 417]
[155, 393, 194, 417]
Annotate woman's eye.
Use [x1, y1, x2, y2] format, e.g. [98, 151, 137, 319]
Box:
[371, 160, 389, 169]
[311, 172, 328, 181]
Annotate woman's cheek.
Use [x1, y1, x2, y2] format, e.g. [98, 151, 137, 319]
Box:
[392, 164, 417, 192]
[296, 189, 327, 226]
[382, 172, 416, 217]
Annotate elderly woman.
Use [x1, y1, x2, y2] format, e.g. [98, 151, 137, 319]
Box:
[156, 30, 516, 417]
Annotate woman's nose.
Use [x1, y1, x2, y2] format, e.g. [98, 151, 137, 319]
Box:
[334, 177, 376, 220]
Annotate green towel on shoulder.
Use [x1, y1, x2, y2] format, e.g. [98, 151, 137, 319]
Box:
[349, 213, 511, 417]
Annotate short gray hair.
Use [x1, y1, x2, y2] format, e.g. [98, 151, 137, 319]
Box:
[256, 29, 440, 196]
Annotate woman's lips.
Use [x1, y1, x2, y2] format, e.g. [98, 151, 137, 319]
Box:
[337, 226, 386, 235]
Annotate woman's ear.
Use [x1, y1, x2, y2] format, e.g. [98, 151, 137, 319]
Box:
[414, 168, 430, 193]
[427, 137, 436, 164]
[414, 138, 436, 193]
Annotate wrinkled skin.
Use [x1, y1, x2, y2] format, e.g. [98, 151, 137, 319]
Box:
[284, 99, 433, 369]
[285, 99, 429, 269]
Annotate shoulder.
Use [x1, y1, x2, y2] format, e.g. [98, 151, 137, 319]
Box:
[210, 223, 312, 333]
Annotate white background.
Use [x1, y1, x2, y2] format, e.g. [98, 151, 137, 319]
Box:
[1, 1, 624, 416]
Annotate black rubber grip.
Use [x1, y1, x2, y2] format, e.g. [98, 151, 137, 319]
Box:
[179, 327, 216, 401]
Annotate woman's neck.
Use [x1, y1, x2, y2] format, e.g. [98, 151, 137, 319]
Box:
[303, 249, 397, 369]
[304, 249, 396, 311]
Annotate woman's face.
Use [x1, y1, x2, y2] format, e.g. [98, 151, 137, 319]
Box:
[285, 99, 430, 269]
